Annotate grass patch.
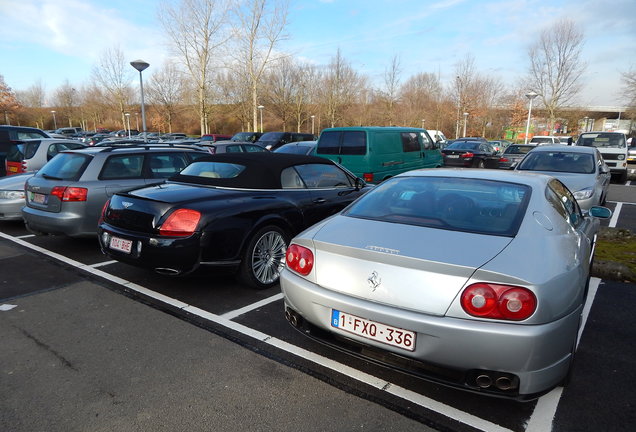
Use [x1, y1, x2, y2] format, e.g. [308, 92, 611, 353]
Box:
[592, 227, 636, 283]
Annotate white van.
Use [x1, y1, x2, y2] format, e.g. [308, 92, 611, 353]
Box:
[575, 131, 628, 182]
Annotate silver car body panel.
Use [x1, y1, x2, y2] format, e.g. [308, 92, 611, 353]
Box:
[281, 168, 604, 397]
[306, 216, 511, 316]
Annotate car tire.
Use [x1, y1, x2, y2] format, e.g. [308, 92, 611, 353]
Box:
[474, 159, 485, 169]
[619, 170, 628, 184]
[238, 225, 289, 290]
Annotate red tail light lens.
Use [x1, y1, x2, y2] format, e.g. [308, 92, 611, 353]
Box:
[98, 199, 111, 224]
[499, 157, 509, 162]
[363, 173, 374, 183]
[286, 244, 314, 276]
[50, 186, 88, 201]
[460, 152, 475, 158]
[460, 283, 537, 321]
[159, 209, 201, 237]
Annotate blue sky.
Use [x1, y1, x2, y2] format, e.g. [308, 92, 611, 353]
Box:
[0, 0, 634, 107]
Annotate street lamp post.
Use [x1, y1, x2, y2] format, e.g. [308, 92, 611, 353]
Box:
[135, 112, 139, 131]
[130, 59, 150, 142]
[258, 105, 264, 133]
[583, 116, 589, 132]
[524, 91, 538, 144]
[462, 112, 469, 137]
[51, 110, 57, 129]
[421, 119, 425, 129]
[125, 113, 131, 138]
[311, 115, 315, 135]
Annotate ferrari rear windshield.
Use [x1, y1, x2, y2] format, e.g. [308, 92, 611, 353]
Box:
[343, 176, 531, 237]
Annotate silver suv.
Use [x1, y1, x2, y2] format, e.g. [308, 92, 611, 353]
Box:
[22, 144, 208, 237]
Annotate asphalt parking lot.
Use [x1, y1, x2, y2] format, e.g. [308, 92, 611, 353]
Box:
[1, 178, 635, 432]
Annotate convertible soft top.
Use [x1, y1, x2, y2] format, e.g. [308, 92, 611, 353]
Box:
[170, 152, 336, 189]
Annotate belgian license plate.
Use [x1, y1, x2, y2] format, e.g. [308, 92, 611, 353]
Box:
[109, 236, 133, 254]
[31, 192, 47, 204]
[331, 309, 416, 352]
[446, 155, 459, 158]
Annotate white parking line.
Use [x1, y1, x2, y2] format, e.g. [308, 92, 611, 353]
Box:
[15, 234, 35, 239]
[221, 293, 284, 320]
[609, 202, 622, 228]
[89, 260, 118, 268]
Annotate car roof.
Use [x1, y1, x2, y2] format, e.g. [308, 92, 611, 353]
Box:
[172, 152, 336, 189]
[529, 145, 596, 154]
[398, 166, 553, 188]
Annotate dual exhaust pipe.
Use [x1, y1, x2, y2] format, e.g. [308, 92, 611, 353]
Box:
[475, 373, 517, 391]
[285, 308, 303, 328]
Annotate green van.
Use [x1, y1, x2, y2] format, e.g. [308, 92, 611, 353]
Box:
[315, 127, 443, 183]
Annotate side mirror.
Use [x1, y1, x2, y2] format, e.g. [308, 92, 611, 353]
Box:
[587, 206, 612, 219]
[355, 177, 366, 190]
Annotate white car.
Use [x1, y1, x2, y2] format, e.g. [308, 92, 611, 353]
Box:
[530, 136, 562, 145]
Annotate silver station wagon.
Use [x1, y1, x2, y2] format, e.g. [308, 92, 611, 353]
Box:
[281, 168, 611, 400]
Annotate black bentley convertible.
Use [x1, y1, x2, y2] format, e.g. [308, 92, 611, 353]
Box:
[98, 152, 369, 289]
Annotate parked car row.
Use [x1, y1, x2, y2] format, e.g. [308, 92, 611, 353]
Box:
[0, 124, 619, 402]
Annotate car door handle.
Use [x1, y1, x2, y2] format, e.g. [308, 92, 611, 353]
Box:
[313, 198, 326, 204]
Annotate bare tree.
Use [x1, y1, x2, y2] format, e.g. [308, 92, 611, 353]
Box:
[527, 19, 586, 131]
[15, 80, 46, 128]
[159, 0, 232, 135]
[379, 55, 402, 126]
[319, 49, 364, 128]
[452, 55, 478, 137]
[147, 62, 187, 133]
[621, 66, 636, 107]
[53, 81, 80, 127]
[399, 72, 442, 128]
[92, 46, 134, 130]
[231, 0, 289, 131]
[263, 57, 295, 131]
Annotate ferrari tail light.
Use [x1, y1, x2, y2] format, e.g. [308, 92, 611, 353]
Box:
[460, 283, 536, 321]
[159, 209, 201, 237]
[363, 173, 374, 183]
[50, 186, 88, 202]
[286, 244, 314, 276]
[460, 152, 475, 158]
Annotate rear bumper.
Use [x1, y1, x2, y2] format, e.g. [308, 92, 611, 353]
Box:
[281, 269, 579, 399]
[97, 224, 203, 274]
[21, 206, 93, 237]
[0, 200, 25, 221]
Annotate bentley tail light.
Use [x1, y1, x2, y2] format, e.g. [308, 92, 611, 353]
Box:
[286, 244, 314, 276]
[50, 186, 88, 201]
[98, 199, 111, 224]
[159, 209, 201, 237]
[460, 283, 536, 321]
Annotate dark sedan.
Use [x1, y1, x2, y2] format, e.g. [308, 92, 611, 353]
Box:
[498, 144, 537, 169]
[98, 152, 369, 289]
[442, 140, 500, 168]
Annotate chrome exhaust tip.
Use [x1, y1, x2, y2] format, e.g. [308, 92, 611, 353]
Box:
[495, 376, 515, 390]
[285, 308, 302, 328]
[475, 374, 492, 388]
[154, 267, 181, 276]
